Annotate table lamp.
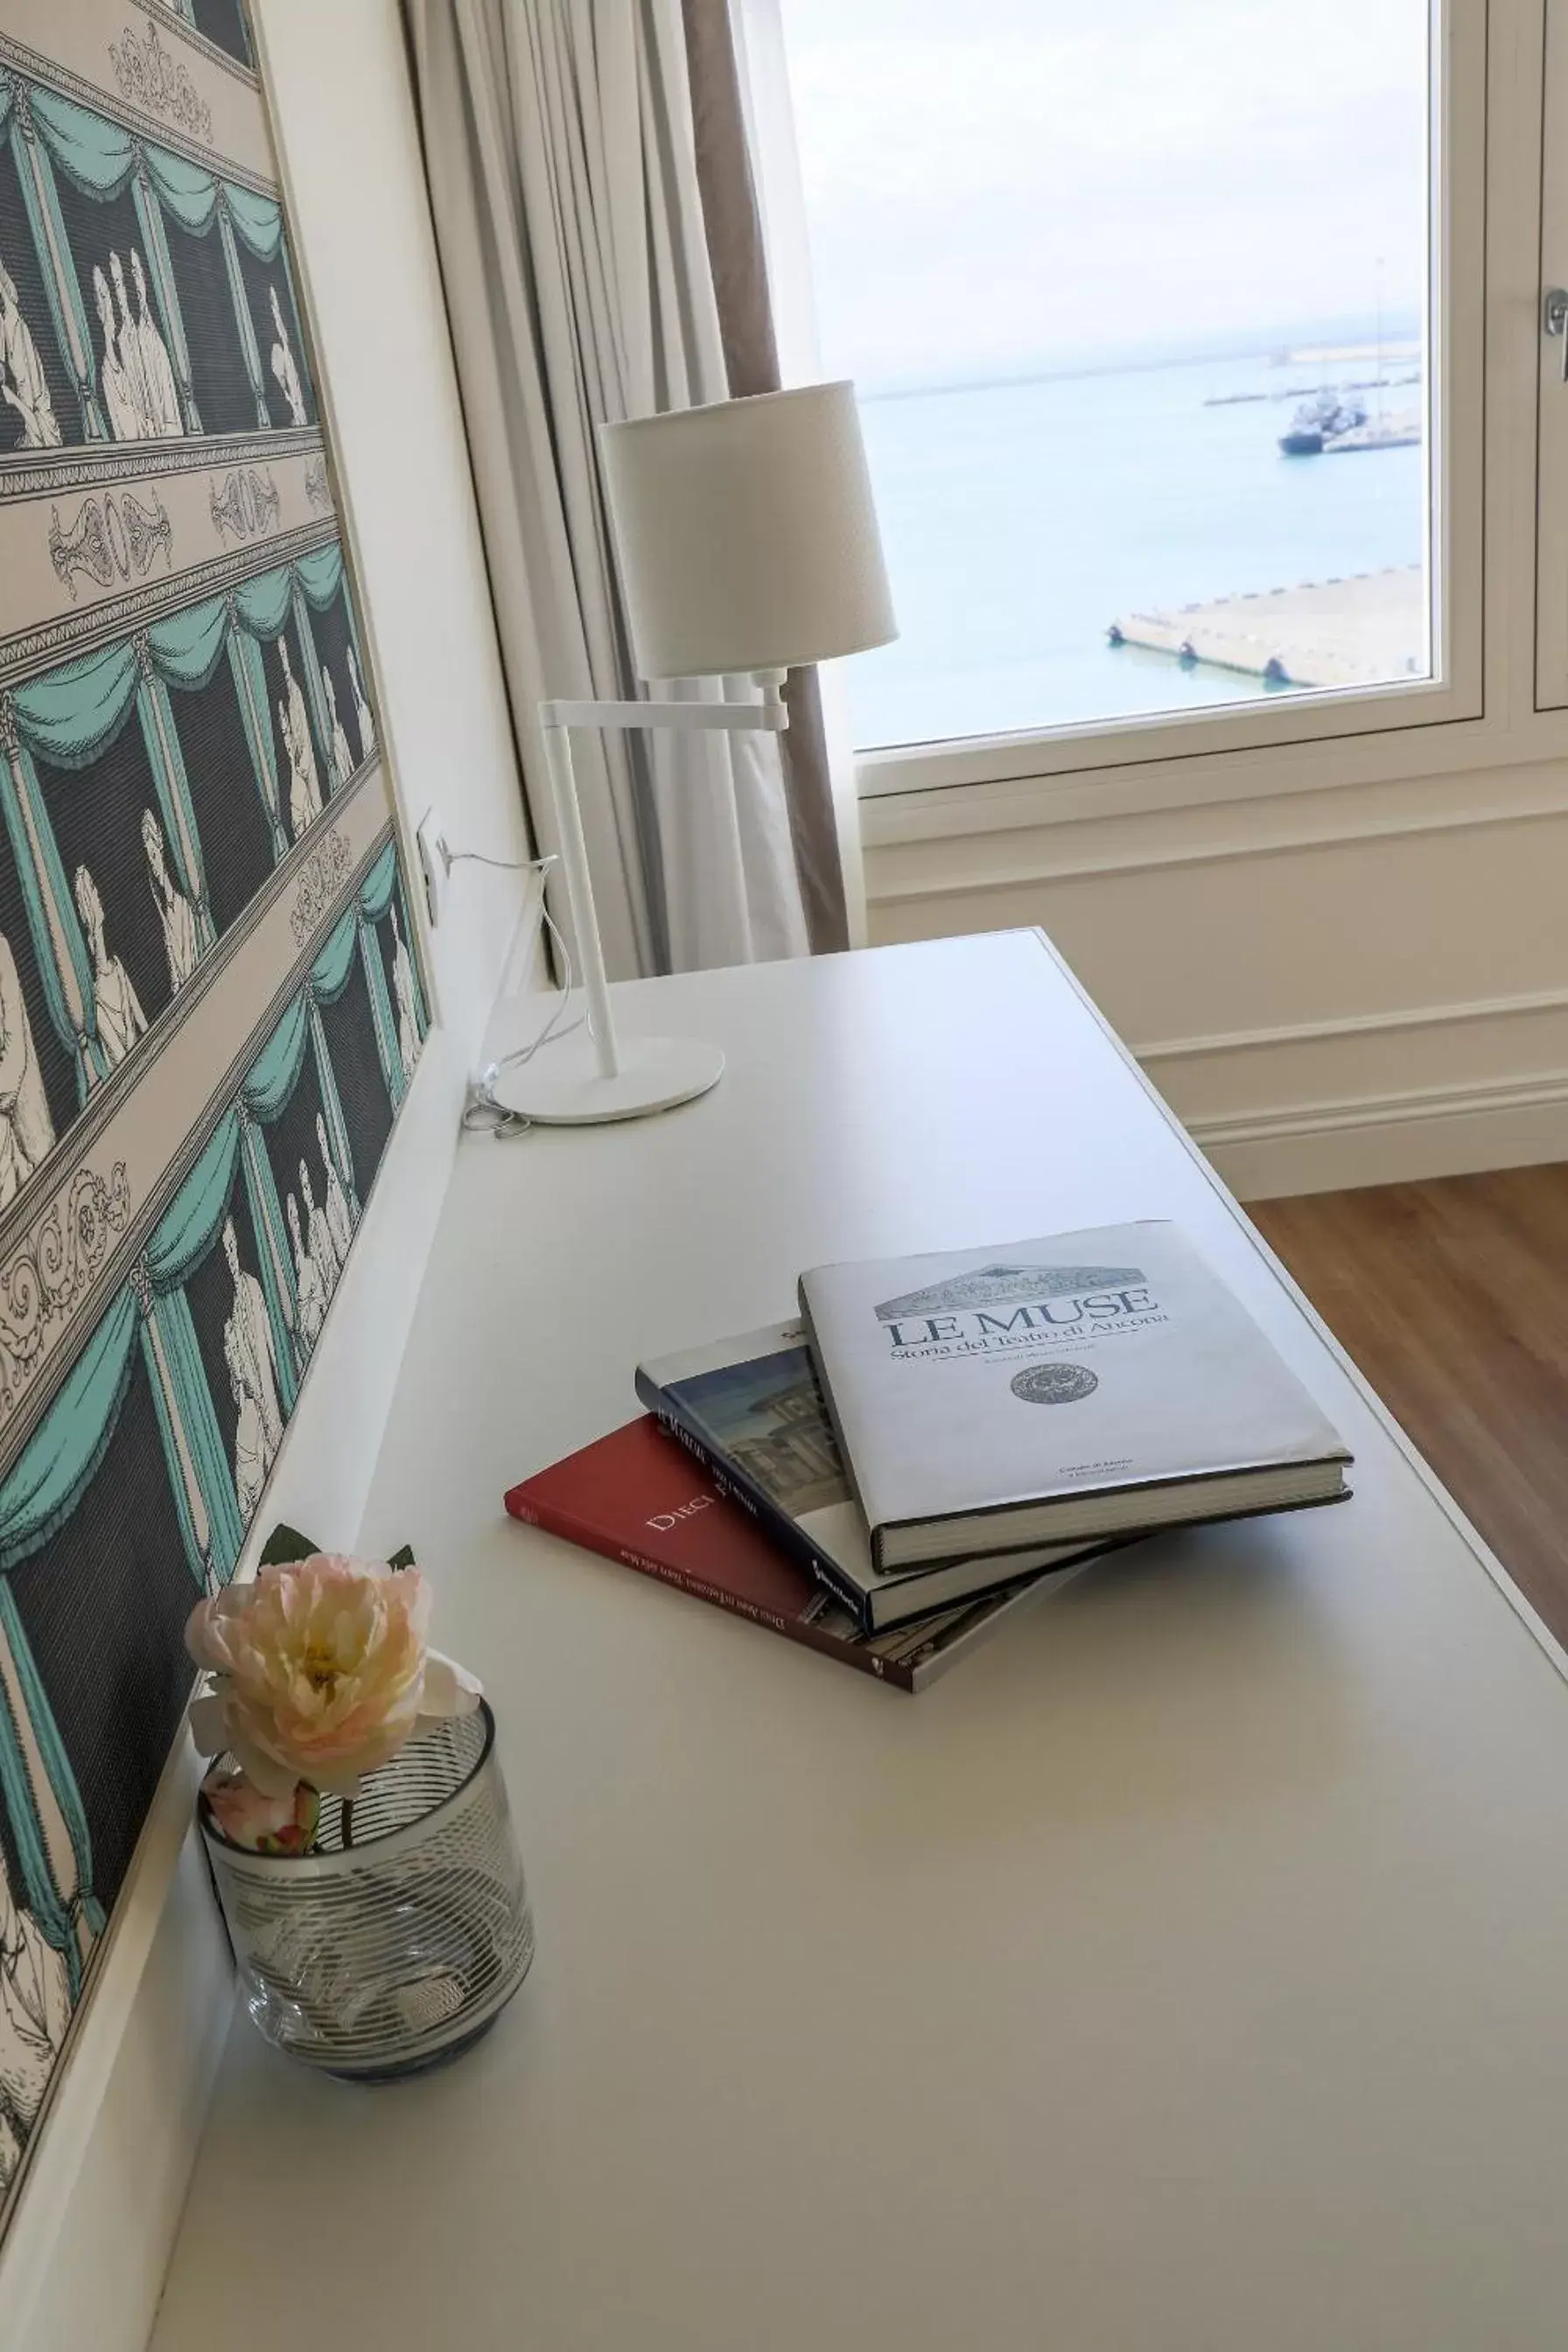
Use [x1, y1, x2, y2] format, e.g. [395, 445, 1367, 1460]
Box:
[490, 381, 897, 1125]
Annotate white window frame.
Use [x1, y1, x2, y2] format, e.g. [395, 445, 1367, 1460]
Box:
[749, 0, 1568, 848]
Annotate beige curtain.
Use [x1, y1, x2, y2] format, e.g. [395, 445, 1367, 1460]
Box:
[681, 0, 848, 951]
[403, 0, 816, 977]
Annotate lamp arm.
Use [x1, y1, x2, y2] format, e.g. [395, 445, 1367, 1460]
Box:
[536, 676, 788, 1091]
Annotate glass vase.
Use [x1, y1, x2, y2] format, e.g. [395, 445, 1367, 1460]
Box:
[200, 1701, 534, 2080]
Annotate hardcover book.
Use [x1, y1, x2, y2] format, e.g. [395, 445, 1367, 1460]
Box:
[799, 1221, 1352, 1571]
[636, 1322, 1100, 1629]
[503, 1417, 1072, 1691]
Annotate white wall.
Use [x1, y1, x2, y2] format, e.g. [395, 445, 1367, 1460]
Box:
[865, 751, 1568, 1199]
[3, 6, 534, 2344]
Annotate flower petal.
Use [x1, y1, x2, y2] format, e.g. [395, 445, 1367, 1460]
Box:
[228, 1733, 304, 1800]
[420, 1650, 483, 1717]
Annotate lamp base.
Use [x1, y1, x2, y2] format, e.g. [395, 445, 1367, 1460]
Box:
[489, 1033, 724, 1125]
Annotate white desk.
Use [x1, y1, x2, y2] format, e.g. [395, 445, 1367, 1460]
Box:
[151, 933, 1568, 2352]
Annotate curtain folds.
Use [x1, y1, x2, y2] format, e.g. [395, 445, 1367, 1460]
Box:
[10, 551, 334, 760]
[228, 632, 285, 856]
[680, 0, 849, 950]
[0, 1292, 138, 1573]
[310, 906, 359, 1000]
[294, 542, 345, 608]
[24, 84, 280, 250]
[358, 841, 400, 926]
[0, 736, 104, 1098]
[358, 922, 401, 1104]
[7, 545, 347, 931]
[0, 81, 107, 438]
[404, 0, 819, 978]
[0, 1585, 102, 1988]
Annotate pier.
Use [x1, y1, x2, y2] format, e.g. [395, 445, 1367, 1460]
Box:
[1109, 564, 1424, 690]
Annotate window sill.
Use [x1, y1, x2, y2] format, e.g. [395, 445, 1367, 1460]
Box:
[856, 691, 1568, 855]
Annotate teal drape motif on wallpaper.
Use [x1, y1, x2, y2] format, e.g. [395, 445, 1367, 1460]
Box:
[355, 849, 404, 1104]
[0, 699, 108, 1099]
[0, 1292, 139, 1574]
[139, 1117, 249, 1592]
[0, 74, 108, 440]
[0, 1298, 137, 1992]
[0, 830, 419, 1981]
[0, 75, 288, 443]
[0, 546, 352, 1105]
[227, 626, 286, 858]
[131, 158, 201, 433]
[239, 995, 312, 1400]
[305, 912, 362, 1211]
[360, 837, 427, 1045]
[0, 1587, 103, 1995]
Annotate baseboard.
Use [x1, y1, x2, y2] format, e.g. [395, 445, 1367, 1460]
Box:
[1193, 1068, 1568, 1199]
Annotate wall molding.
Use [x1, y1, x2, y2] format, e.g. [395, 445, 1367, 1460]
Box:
[1134, 983, 1568, 1065]
[866, 763, 1568, 901]
[1192, 1067, 1568, 1200]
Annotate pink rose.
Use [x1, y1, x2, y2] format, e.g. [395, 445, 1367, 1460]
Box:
[186, 1556, 481, 1799]
[201, 1764, 319, 1854]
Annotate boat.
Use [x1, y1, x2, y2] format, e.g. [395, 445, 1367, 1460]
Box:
[1285, 272, 1421, 457]
[1279, 390, 1367, 457]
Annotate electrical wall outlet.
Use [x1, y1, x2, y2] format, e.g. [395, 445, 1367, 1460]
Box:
[416, 810, 449, 927]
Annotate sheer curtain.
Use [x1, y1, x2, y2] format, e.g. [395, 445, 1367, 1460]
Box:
[404, 0, 845, 976]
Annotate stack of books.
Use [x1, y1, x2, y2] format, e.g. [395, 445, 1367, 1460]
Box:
[506, 1220, 1352, 1692]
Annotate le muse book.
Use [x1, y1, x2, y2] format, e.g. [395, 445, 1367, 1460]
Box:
[503, 1417, 1076, 1691]
[799, 1221, 1351, 1572]
[635, 1321, 1102, 1630]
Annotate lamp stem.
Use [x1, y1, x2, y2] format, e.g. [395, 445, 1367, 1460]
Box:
[541, 720, 620, 1080]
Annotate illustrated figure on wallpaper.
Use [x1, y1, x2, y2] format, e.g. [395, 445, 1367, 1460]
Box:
[108, 252, 157, 440]
[130, 248, 182, 438]
[317, 1112, 353, 1264]
[142, 808, 200, 994]
[0, 1850, 71, 2194]
[92, 264, 142, 443]
[323, 667, 355, 787]
[224, 1317, 269, 1522]
[391, 905, 418, 1082]
[0, 932, 54, 1208]
[0, 258, 61, 451]
[286, 1190, 326, 1354]
[347, 645, 374, 762]
[221, 1214, 283, 1465]
[268, 284, 306, 429]
[299, 1159, 340, 1297]
[73, 864, 148, 1071]
[276, 636, 322, 839]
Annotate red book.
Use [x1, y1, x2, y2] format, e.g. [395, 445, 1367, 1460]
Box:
[504, 1417, 1061, 1692]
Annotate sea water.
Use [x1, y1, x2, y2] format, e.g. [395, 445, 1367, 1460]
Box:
[846, 349, 1426, 752]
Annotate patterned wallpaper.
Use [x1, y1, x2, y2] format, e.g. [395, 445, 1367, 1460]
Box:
[0, 0, 429, 2225]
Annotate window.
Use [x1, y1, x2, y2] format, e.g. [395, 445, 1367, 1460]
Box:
[774, 0, 1471, 785]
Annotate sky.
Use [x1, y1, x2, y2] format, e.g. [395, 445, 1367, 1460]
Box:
[779, 0, 1430, 392]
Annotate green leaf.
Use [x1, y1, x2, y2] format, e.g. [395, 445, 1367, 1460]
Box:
[259, 1522, 318, 1567]
[387, 1544, 416, 1573]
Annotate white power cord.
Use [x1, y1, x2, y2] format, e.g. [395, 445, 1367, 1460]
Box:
[449, 849, 592, 1138]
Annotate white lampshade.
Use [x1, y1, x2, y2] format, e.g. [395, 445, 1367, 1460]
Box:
[598, 382, 897, 681]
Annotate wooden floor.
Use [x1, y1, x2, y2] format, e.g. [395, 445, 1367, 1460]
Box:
[1252, 1164, 1568, 1646]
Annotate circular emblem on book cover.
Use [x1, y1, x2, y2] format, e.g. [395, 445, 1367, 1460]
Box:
[1011, 1362, 1099, 1406]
